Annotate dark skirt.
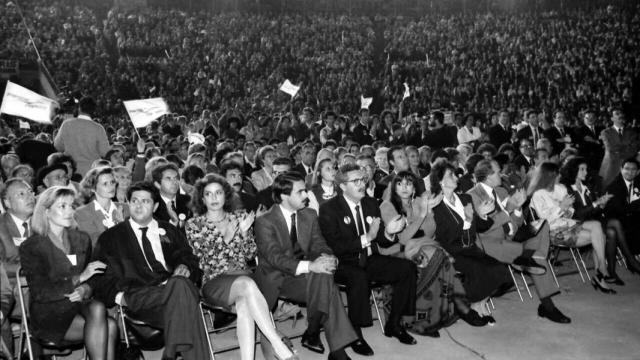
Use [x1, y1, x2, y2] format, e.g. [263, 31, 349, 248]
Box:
[452, 248, 511, 303]
[201, 274, 244, 312]
[30, 299, 84, 343]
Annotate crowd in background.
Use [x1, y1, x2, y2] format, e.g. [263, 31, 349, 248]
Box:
[1, 1, 640, 360]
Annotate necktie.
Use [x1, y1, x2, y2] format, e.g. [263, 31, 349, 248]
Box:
[533, 128, 538, 144]
[139, 227, 166, 273]
[290, 213, 303, 259]
[171, 200, 177, 213]
[355, 205, 368, 267]
[619, 128, 623, 137]
[558, 127, 564, 137]
[22, 222, 30, 237]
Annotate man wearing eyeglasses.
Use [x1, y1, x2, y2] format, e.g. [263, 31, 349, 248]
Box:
[319, 164, 417, 355]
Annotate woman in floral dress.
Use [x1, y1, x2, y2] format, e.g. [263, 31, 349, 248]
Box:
[186, 174, 297, 360]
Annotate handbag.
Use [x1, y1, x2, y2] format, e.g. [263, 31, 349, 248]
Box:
[512, 206, 547, 243]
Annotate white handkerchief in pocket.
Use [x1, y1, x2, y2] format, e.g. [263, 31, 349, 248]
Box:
[67, 254, 77, 266]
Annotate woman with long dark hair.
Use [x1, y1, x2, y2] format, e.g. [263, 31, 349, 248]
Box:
[380, 171, 489, 336]
[529, 162, 615, 294]
[560, 156, 640, 283]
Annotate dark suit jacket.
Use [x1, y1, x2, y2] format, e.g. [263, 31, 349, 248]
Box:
[573, 125, 603, 164]
[566, 185, 603, 221]
[513, 154, 534, 174]
[544, 126, 572, 155]
[254, 206, 332, 306]
[318, 195, 396, 265]
[0, 213, 25, 278]
[604, 175, 640, 220]
[352, 123, 372, 145]
[19, 229, 92, 304]
[488, 124, 512, 149]
[257, 186, 275, 210]
[515, 125, 544, 145]
[432, 193, 493, 257]
[154, 193, 191, 224]
[425, 127, 456, 150]
[89, 220, 202, 307]
[293, 163, 313, 177]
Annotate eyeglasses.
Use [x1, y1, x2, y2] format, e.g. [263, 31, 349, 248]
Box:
[345, 177, 367, 186]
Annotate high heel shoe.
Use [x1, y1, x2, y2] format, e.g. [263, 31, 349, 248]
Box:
[275, 336, 299, 360]
[458, 309, 489, 327]
[592, 272, 617, 294]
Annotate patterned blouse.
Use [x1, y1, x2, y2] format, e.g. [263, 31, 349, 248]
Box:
[186, 212, 257, 282]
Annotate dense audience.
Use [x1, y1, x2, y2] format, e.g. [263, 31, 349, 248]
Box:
[1, 1, 640, 360]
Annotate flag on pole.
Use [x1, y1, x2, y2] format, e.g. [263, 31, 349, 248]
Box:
[0, 81, 57, 124]
[279, 80, 300, 98]
[360, 95, 373, 110]
[123, 97, 169, 128]
[403, 83, 410, 100]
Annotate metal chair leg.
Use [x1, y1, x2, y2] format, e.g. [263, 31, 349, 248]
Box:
[199, 303, 216, 360]
[489, 297, 495, 310]
[117, 305, 130, 348]
[617, 247, 628, 270]
[568, 248, 585, 282]
[520, 272, 533, 299]
[548, 259, 560, 288]
[508, 266, 524, 302]
[576, 248, 591, 281]
[371, 289, 385, 333]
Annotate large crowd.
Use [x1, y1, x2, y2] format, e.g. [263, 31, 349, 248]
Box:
[1, 1, 640, 360]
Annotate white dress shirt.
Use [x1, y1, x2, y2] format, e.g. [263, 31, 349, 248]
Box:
[10, 213, 30, 239]
[279, 205, 310, 275]
[128, 218, 167, 270]
[342, 195, 372, 253]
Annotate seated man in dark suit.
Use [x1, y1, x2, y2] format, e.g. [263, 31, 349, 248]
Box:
[488, 110, 512, 149]
[544, 111, 573, 155]
[151, 163, 191, 227]
[604, 158, 640, 263]
[89, 182, 208, 360]
[254, 172, 357, 360]
[319, 164, 417, 354]
[0, 178, 35, 280]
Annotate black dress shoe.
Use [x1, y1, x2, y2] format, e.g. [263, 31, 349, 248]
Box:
[537, 304, 571, 324]
[409, 328, 440, 338]
[301, 331, 325, 354]
[458, 309, 488, 327]
[384, 325, 417, 345]
[351, 339, 374, 356]
[483, 315, 496, 326]
[604, 273, 625, 286]
[512, 257, 546, 275]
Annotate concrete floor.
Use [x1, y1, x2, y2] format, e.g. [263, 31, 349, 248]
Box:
[207, 265, 640, 360]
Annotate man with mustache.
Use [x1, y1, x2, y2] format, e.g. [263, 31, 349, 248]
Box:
[319, 164, 417, 355]
[221, 161, 260, 213]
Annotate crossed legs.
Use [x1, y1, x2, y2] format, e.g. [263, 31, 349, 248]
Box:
[62, 300, 117, 360]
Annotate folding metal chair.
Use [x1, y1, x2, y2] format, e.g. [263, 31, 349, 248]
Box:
[15, 268, 86, 360]
[116, 304, 163, 351]
[508, 266, 533, 302]
[337, 281, 386, 333]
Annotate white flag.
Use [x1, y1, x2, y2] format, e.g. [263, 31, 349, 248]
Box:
[360, 95, 373, 110]
[0, 81, 56, 124]
[403, 83, 410, 100]
[279, 80, 300, 98]
[19, 120, 30, 129]
[187, 132, 205, 145]
[123, 97, 169, 128]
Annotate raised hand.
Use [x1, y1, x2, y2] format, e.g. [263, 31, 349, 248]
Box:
[385, 215, 406, 234]
[365, 217, 381, 242]
[239, 211, 256, 234]
[476, 199, 495, 217]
